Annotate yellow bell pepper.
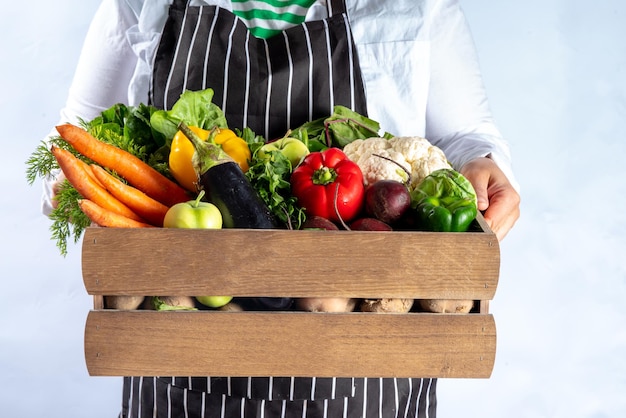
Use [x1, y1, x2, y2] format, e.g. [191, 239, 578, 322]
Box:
[212, 128, 251, 173]
[169, 126, 251, 192]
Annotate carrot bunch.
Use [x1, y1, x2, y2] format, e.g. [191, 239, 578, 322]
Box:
[52, 123, 191, 228]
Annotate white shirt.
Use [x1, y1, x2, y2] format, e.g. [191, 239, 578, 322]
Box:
[42, 0, 518, 213]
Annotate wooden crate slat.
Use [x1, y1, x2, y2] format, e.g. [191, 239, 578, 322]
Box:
[82, 228, 499, 299]
[84, 310, 496, 378]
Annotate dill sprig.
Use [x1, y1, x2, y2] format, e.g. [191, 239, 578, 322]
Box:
[25, 136, 74, 185]
[48, 180, 91, 256]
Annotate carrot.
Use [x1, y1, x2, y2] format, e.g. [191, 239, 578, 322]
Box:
[51, 145, 145, 222]
[76, 158, 105, 188]
[55, 123, 190, 207]
[78, 199, 154, 228]
[90, 164, 169, 227]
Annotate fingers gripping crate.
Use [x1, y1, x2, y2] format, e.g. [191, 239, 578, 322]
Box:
[81, 214, 500, 379]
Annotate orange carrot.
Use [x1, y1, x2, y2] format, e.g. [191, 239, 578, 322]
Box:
[56, 123, 190, 207]
[51, 145, 145, 222]
[90, 164, 169, 227]
[78, 199, 154, 228]
[76, 158, 105, 188]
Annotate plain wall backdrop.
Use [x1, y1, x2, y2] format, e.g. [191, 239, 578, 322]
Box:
[1, 1, 625, 417]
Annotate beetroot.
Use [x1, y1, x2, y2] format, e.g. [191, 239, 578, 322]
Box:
[364, 180, 411, 224]
[350, 217, 393, 231]
[301, 215, 339, 230]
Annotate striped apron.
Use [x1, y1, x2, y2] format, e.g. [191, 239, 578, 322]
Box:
[121, 1, 437, 417]
[150, 0, 368, 141]
[121, 376, 437, 418]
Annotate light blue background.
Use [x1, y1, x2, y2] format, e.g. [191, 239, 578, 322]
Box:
[2, 1, 625, 417]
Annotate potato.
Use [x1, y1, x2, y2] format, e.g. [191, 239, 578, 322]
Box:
[295, 297, 357, 312]
[360, 298, 413, 313]
[418, 299, 474, 313]
[104, 295, 145, 310]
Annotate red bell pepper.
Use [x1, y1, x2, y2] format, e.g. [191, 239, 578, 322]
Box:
[290, 147, 364, 222]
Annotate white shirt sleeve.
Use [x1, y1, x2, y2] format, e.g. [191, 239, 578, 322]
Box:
[425, 0, 518, 189]
[41, 0, 140, 215]
[62, 0, 140, 122]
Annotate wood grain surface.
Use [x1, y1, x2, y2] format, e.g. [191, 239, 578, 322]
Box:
[84, 310, 497, 378]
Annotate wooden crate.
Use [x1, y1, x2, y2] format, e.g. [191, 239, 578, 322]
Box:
[81, 214, 500, 379]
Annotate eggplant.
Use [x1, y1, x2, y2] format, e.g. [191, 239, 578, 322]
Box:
[199, 161, 276, 228]
[179, 122, 277, 229]
[253, 297, 294, 310]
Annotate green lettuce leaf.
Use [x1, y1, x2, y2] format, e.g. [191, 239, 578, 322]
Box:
[291, 105, 393, 149]
[150, 89, 229, 142]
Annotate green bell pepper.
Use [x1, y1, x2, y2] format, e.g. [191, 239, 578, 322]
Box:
[410, 168, 478, 232]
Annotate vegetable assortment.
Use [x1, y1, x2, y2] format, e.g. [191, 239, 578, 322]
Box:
[26, 88, 481, 314]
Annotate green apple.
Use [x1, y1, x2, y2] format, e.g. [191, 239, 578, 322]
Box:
[163, 190, 222, 229]
[258, 137, 310, 167]
[195, 295, 233, 308]
[164, 192, 230, 306]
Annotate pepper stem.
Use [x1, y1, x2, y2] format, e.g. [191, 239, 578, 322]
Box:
[312, 166, 337, 185]
[178, 122, 233, 176]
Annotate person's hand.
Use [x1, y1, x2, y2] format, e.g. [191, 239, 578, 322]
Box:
[50, 171, 67, 209]
[460, 157, 520, 241]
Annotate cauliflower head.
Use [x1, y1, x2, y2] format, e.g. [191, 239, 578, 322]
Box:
[343, 136, 451, 191]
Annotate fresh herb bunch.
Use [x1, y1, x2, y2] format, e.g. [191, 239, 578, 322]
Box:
[241, 128, 306, 230]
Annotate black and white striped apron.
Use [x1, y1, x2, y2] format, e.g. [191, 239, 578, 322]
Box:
[150, 0, 368, 140]
[121, 376, 437, 418]
[123, 1, 437, 417]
